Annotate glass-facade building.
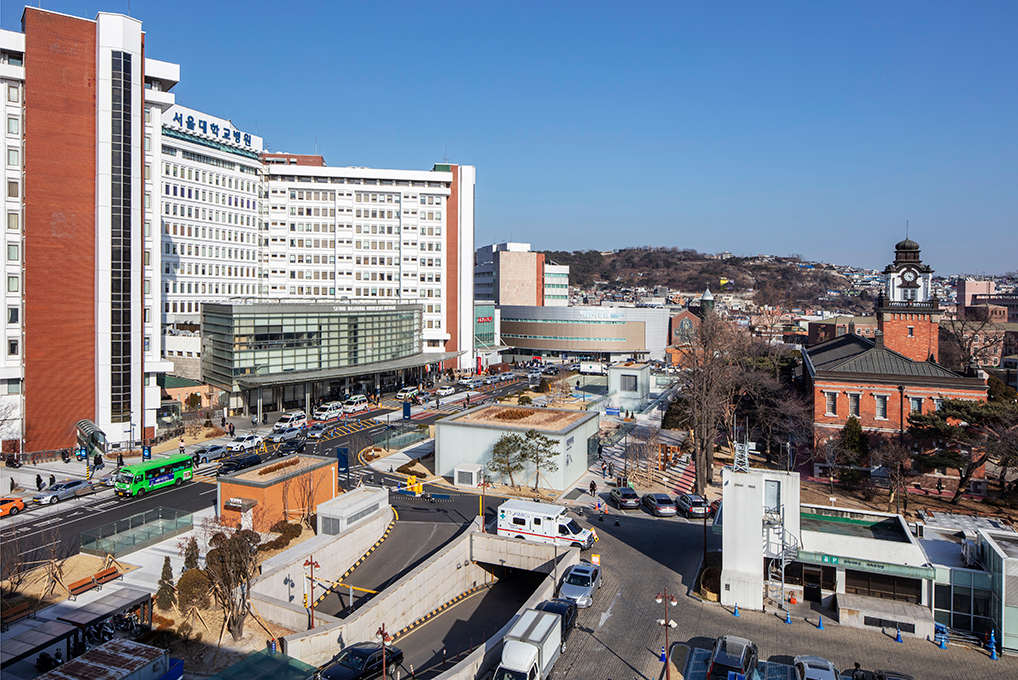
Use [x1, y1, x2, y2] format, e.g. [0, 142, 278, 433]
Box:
[202, 302, 422, 391]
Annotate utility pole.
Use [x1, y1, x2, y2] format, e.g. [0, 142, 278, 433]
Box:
[304, 556, 320, 629]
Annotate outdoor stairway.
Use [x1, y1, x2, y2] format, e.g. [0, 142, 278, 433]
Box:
[659, 458, 696, 495]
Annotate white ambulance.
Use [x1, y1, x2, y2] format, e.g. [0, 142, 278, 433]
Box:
[496, 499, 595, 549]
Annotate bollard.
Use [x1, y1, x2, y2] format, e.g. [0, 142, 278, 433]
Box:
[659, 646, 666, 663]
[785, 610, 792, 625]
[733, 603, 740, 617]
[990, 629, 998, 660]
[410, 664, 414, 678]
[817, 616, 824, 631]
[895, 626, 903, 643]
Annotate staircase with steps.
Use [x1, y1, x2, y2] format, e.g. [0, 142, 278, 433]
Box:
[657, 459, 696, 495]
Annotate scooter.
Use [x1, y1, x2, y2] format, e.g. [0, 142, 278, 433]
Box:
[4, 456, 21, 468]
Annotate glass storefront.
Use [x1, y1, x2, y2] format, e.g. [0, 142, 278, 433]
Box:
[201, 302, 422, 390]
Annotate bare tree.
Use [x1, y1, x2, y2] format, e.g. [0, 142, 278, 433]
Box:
[939, 316, 1005, 371]
[293, 470, 325, 532]
[1, 527, 28, 601]
[676, 309, 741, 494]
[873, 443, 914, 513]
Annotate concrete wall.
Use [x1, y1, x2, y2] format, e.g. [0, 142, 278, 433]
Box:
[435, 411, 598, 491]
[251, 507, 393, 631]
[471, 532, 577, 575]
[280, 529, 581, 667]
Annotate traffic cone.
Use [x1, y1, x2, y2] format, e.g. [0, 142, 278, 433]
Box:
[733, 603, 740, 617]
[990, 629, 998, 660]
[660, 646, 666, 663]
[938, 634, 947, 650]
[895, 626, 903, 643]
[817, 616, 824, 631]
[785, 610, 792, 625]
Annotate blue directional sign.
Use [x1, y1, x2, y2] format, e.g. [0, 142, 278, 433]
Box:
[335, 447, 349, 474]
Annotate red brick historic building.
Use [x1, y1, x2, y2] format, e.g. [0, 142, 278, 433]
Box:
[801, 239, 988, 455]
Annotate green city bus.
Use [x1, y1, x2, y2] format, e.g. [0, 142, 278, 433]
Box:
[115, 453, 194, 498]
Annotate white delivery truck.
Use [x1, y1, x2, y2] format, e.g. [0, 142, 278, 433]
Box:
[497, 499, 595, 549]
[579, 361, 608, 375]
[491, 608, 562, 680]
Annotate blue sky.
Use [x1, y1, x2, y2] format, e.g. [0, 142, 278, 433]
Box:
[4, 2, 1016, 275]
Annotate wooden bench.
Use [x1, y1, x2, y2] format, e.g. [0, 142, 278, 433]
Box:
[68, 576, 97, 600]
[94, 567, 122, 588]
[1, 602, 35, 631]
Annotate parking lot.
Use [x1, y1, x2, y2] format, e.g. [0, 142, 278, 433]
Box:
[548, 507, 1018, 680]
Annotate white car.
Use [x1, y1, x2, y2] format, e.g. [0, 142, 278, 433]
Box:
[343, 395, 369, 413]
[227, 434, 263, 452]
[269, 427, 304, 443]
[793, 655, 840, 680]
[436, 386, 455, 396]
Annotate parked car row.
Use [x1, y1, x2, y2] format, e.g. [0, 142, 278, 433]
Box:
[608, 487, 713, 520]
[707, 635, 915, 680]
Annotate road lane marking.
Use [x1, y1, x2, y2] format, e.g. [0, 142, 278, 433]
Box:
[599, 590, 621, 629]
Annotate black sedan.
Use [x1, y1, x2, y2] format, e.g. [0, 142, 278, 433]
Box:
[535, 598, 577, 652]
[320, 642, 403, 680]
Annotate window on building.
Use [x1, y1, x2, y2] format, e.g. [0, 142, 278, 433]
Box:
[910, 397, 923, 414]
[6, 148, 17, 166]
[825, 392, 837, 416]
[875, 395, 888, 419]
[6, 117, 17, 135]
[848, 393, 860, 418]
[7, 339, 17, 356]
[6, 213, 17, 231]
[6, 244, 17, 261]
[7, 306, 18, 324]
[7, 275, 18, 293]
[7, 180, 17, 198]
[907, 326, 915, 337]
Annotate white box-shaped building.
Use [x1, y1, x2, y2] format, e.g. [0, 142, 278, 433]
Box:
[720, 467, 801, 611]
[436, 405, 599, 491]
[607, 362, 651, 413]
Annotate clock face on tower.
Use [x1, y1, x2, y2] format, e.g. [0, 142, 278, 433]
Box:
[902, 270, 916, 283]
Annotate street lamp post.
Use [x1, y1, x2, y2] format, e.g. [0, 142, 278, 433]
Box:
[376, 625, 391, 678]
[478, 478, 491, 533]
[304, 556, 320, 629]
[655, 590, 678, 680]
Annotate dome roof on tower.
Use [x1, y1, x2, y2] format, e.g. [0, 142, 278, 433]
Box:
[895, 238, 920, 252]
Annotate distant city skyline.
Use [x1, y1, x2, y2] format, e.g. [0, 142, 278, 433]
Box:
[4, 1, 1014, 274]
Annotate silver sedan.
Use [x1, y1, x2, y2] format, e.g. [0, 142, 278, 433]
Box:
[558, 563, 602, 608]
[32, 479, 96, 505]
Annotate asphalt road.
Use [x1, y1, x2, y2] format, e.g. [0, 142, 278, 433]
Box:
[0, 481, 215, 568]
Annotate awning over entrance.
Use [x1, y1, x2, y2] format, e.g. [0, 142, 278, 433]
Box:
[236, 350, 466, 389]
[75, 419, 108, 455]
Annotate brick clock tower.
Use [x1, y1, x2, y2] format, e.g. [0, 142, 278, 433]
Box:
[876, 238, 940, 363]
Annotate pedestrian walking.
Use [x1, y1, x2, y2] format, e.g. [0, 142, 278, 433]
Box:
[600, 461, 607, 478]
[851, 663, 865, 680]
[179, 439, 186, 456]
[608, 462, 614, 477]
[936, 478, 943, 494]
[9, 477, 15, 493]
[49, 474, 55, 488]
[94, 453, 103, 470]
[117, 452, 124, 467]
[36, 474, 43, 491]
[589, 480, 597, 497]
[230, 423, 235, 437]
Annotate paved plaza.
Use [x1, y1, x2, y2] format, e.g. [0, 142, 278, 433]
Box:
[550, 506, 1018, 680]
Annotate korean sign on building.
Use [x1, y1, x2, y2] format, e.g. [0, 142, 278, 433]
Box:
[162, 105, 264, 152]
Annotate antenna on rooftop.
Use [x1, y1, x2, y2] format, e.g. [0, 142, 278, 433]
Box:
[443, 144, 449, 163]
[906, 220, 909, 239]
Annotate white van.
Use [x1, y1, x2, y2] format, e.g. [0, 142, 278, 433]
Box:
[272, 411, 307, 432]
[395, 386, 419, 402]
[313, 402, 343, 421]
[496, 499, 595, 549]
[343, 395, 369, 414]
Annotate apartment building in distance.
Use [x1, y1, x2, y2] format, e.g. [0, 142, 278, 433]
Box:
[474, 242, 569, 307]
[1, 9, 176, 453]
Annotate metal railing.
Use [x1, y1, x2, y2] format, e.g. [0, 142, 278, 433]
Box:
[374, 424, 428, 450]
[80, 507, 193, 558]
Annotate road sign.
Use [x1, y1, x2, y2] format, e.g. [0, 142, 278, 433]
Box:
[591, 554, 601, 566]
[335, 447, 349, 474]
[403, 402, 411, 420]
[142, 446, 151, 461]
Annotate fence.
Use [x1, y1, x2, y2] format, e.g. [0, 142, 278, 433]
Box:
[80, 507, 193, 558]
[373, 424, 429, 450]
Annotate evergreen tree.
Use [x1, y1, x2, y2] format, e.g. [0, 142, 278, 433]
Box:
[155, 556, 177, 611]
[487, 433, 525, 489]
[839, 416, 869, 463]
[522, 429, 559, 491]
[183, 536, 199, 571]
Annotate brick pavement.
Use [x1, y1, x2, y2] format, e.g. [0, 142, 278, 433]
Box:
[550, 508, 1018, 680]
